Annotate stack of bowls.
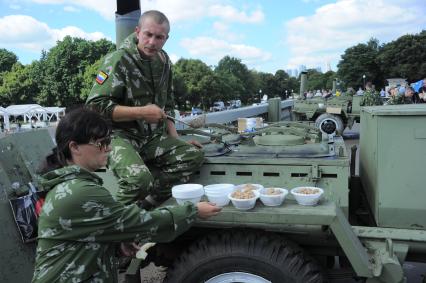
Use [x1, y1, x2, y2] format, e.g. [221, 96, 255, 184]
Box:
[204, 184, 235, 207]
[172, 184, 204, 205]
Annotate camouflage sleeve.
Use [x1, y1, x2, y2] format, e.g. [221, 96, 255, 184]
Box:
[40, 182, 197, 243]
[86, 52, 127, 119]
[164, 54, 176, 118]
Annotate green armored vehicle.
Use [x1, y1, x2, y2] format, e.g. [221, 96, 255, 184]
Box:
[2, 3, 426, 282]
[2, 105, 426, 283]
[293, 94, 363, 135]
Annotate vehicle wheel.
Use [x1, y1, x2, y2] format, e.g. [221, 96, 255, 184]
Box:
[315, 113, 344, 135]
[163, 230, 326, 283]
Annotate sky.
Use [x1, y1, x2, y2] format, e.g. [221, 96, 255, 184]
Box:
[0, 0, 425, 74]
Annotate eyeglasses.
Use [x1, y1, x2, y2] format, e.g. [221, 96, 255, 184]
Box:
[87, 136, 112, 151]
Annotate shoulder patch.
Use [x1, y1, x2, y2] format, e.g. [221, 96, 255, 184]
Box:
[96, 71, 109, 85]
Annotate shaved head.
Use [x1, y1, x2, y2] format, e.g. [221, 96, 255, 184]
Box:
[138, 10, 170, 34]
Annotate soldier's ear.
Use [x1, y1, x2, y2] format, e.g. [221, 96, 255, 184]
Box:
[69, 141, 81, 156]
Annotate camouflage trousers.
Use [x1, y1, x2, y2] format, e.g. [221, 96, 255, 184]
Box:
[108, 133, 204, 205]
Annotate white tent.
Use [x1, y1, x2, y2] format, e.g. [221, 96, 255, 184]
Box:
[0, 104, 65, 130]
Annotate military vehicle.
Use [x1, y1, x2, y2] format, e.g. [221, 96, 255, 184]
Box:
[292, 94, 362, 135]
[2, 104, 426, 283]
[2, 3, 426, 283]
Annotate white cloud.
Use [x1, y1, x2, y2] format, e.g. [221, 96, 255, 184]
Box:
[138, 0, 264, 24]
[31, 0, 115, 20]
[181, 36, 271, 66]
[169, 53, 179, 64]
[212, 21, 244, 41]
[285, 0, 426, 69]
[63, 6, 79, 13]
[208, 4, 264, 23]
[0, 15, 109, 53]
[139, 0, 210, 23]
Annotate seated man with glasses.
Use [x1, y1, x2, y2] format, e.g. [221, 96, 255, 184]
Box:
[87, 10, 203, 209]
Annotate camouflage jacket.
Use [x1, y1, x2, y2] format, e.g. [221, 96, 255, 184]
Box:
[360, 90, 383, 106]
[32, 165, 197, 283]
[387, 94, 421, 105]
[86, 33, 174, 140]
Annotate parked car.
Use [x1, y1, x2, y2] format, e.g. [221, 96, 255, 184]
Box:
[227, 99, 242, 109]
[212, 101, 225, 112]
[191, 107, 203, 115]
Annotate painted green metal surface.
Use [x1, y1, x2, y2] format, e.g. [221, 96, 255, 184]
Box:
[267, 97, 281, 122]
[0, 129, 55, 283]
[293, 94, 360, 129]
[190, 130, 350, 215]
[360, 104, 426, 230]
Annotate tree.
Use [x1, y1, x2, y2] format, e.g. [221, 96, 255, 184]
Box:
[80, 58, 103, 101]
[36, 36, 115, 106]
[0, 48, 18, 73]
[273, 70, 290, 98]
[377, 30, 426, 82]
[173, 58, 214, 109]
[215, 56, 255, 103]
[337, 38, 382, 89]
[0, 62, 40, 106]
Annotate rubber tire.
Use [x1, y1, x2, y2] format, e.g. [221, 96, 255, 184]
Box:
[315, 113, 344, 135]
[163, 230, 326, 283]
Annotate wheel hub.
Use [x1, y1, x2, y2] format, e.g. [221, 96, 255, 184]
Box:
[320, 119, 337, 134]
[205, 272, 271, 283]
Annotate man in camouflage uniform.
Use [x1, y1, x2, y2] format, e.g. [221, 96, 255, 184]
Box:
[360, 82, 383, 106]
[387, 86, 420, 105]
[86, 10, 203, 208]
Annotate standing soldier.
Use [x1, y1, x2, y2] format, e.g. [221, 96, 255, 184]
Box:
[388, 86, 420, 105]
[86, 10, 203, 209]
[360, 82, 382, 106]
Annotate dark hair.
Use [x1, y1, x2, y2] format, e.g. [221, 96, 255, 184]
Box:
[38, 108, 111, 174]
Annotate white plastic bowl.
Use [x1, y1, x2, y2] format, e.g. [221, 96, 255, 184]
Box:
[172, 184, 204, 205]
[291, 187, 324, 206]
[204, 184, 235, 207]
[259, 188, 288, 207]
[228, 190, 260, 210]
[204, 184, 235, 194]
[234, 183, 264, 192]
[205, 194, 230, 207]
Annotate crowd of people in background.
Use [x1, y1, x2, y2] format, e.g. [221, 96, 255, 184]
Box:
[386, 78, 426, 105]
[300, 78, 426, 106]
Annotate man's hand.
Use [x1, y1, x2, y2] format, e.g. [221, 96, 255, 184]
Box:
[119, 242, 141, 257]
[187, 140, 203, 148]
[140, 104, 166, 123]
[196, 202, 222, 219]
[112, 104, 166, 123]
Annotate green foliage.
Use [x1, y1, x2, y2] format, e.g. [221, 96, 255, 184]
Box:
[215, 56, 252, 102]
[173, 58, 214, 109]
[0, 48, 18, 73]
[337, 38, 382, 89]
[80, 58, 103, 101]
[377, 31, 426, 82]
[305, 69, 337, 91]
[2, 30, 425, 109]
[36, 36, 115, 106]
[0, 62, 39, 106]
